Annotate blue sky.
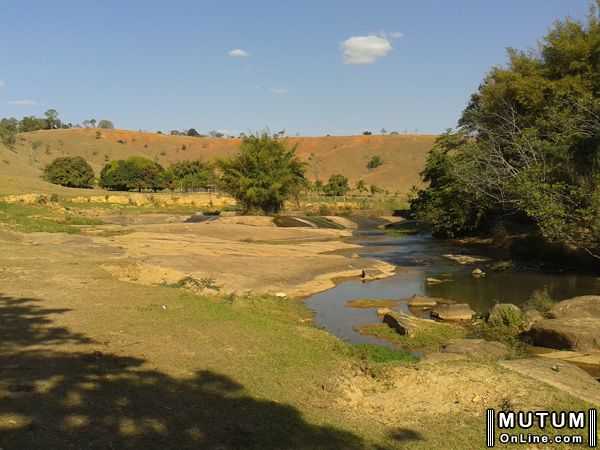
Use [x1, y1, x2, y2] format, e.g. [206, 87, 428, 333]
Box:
[0, 0, 593, 136]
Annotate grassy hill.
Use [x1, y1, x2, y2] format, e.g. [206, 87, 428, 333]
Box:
[0, 128, 435, 196]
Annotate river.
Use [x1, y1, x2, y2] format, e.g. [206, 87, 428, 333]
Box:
[304, 231, 600, 346]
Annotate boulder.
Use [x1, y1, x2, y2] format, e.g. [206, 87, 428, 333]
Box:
[383, 311, 437, 338]
[489, 303, 521, 322]
[443, 338, 510, 359]
[523, 309, 544, 324]
[529, 318, 600, 351]
[471, 268, 486, 278]
[547, 295, 600, 319]
[430, 303, 475, 321]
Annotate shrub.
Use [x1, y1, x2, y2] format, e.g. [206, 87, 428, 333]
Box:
[522, 287, 555, 316]
[43, 156, 95, 188]
[324, 174, 349, 196]
[166, 159, 215, 192]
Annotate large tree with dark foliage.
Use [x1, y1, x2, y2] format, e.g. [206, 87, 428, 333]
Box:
[43, 156, 95, 188]
[411, 3, 600, 255]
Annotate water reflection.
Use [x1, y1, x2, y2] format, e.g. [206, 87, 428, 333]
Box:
[305, 233, 600, 344]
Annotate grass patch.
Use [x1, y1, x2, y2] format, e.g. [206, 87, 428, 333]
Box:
[491, 260, 515, 271]
[305, 216, 345, 229]
[359, 322, 467, 352]
[0, 202, 81, 234]
[522, 286, 556, 317]
[345, 299, 399, 309]
[346, 343, 418, 364]
[96, 228, 135, 237]
[167, 275, 221, 292]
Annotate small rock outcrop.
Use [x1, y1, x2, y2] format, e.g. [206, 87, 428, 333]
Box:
[443, 254, 490, 265]
[471, 268, 486, 278]
[529, 318, 600, 351]
[430, 303, 475, 321]
[407, 295, 439, 308]
[383, 311, 438, 338]
[442, 338, 510, 359]
[547, 295, 600, 319]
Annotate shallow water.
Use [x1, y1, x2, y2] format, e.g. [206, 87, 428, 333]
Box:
[305, 232, 600, 344]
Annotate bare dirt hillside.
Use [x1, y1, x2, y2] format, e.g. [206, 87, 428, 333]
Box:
[0, 128, 435, 195]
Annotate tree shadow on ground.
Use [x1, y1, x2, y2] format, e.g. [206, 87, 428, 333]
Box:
[0, 294, 365, 449]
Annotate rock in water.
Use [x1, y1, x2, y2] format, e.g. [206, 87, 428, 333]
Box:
[383, 311, 438, 338]
[471, 268, 486, 278]
[407, 295, 439, 308]
[431, 303, 475, 321]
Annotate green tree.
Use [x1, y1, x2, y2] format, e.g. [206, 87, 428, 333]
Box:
[324, 174, 349, 196]
[43, 156, 95, 188]
[217, 134, 307, 213]
[0, 118, 18, 148]
[19, 116, 47, 132]
[100, 157, 166, 191]
[166, 159, 215, 192]
[44, 109, 61, 129]
[366, 155, 383, 170]
[98, 120, 114, 129]
[355, 179, 368, 195]
[411, 4, 600, 251]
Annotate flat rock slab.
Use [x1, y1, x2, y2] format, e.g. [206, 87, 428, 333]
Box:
[530, 318, 600, 351]
[501, 358, 600, 406]
[538, 350, 600, 365]
[431, 303, 475, 321]
[443, 338, 510, 359]
[548, 295, 600, 319]
[405, 295, 442, 307]
[443, 254, 490, 265]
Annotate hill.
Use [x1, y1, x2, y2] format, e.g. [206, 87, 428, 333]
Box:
[0, 128, 435, 196]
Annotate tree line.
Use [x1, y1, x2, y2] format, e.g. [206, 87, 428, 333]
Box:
[0, 109, 114, 148]
[410, 4, 600, 255]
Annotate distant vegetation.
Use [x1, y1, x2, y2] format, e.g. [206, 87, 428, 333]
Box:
[43, 156, 95, 188]
[411, 6, 600, 255]
[324, 174, 349, 196]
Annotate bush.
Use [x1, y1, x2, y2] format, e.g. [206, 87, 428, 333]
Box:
[522, 287, 555, 316]
[166, 159, 215, 192]
[100, 156, 166, 191]
[43, 156, 95, 188]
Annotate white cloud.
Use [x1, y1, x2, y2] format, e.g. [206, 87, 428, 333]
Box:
[269, 88, 288, 95]
[228, 49, 250, 58]
[390, 31, 404, 39]
[8, 100, 38, 107]
[340, 35, 393, 64]
[0, 80, 5, 88]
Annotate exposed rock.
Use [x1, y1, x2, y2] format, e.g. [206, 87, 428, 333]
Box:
[471, 268, 486, 278]
[489, 303, 521, 322]
[443, 338, 510, 359]
[383, 311, 438, 338]
[547, 295, 600, 319]
[501, 358, 600, 406]
[426, 277, 443, 284]
[274, 292, 287, 298]
[430, 303, 475, 321]
[407, 295, 439, 308]
[522, 309, 544, 331]
[529, 318, 600, 351]
[443, 254, 490, 265]
[377, 307, 393, 316]
[537, 350, 600, 372]
[350, 252, 360, 259]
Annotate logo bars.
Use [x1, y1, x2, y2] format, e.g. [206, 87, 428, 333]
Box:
[487, 408, 495, 448]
